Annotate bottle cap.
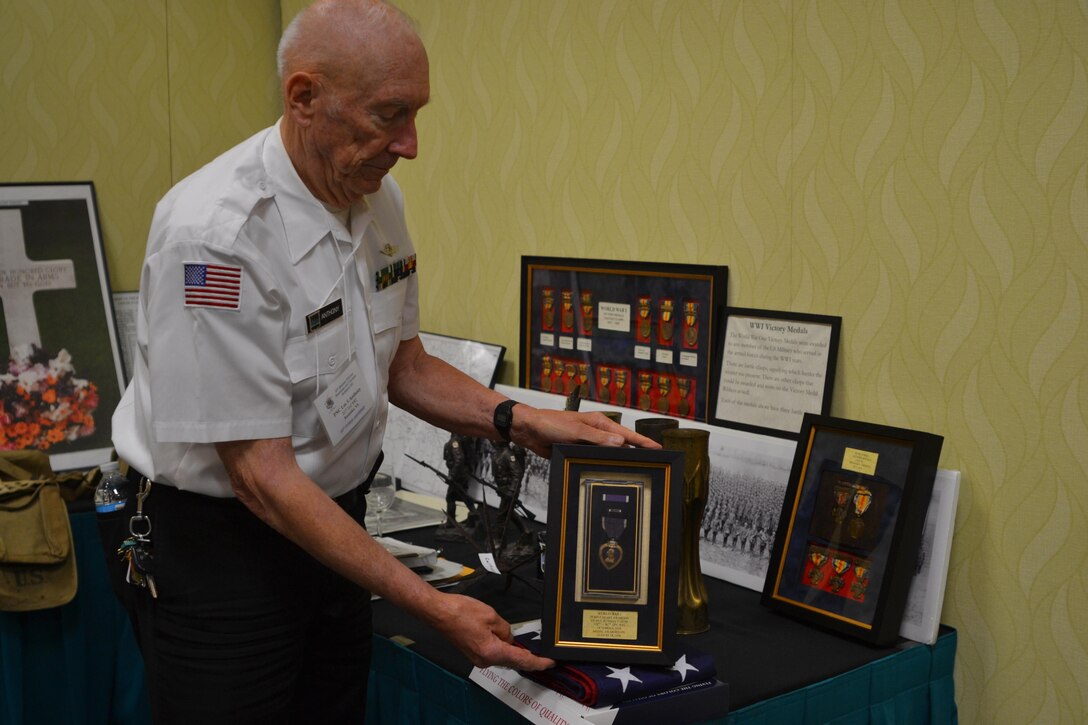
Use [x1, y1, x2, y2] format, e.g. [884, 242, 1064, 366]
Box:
[100, 460, 120, 473]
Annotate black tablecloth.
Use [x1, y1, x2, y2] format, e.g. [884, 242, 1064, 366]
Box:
[370, 524, 937, 710]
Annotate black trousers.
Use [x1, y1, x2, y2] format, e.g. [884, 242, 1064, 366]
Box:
[97, 470, 375, 724]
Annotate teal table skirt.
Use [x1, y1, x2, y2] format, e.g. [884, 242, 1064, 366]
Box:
[2, 513, 956, 725]
[724, 629, 957, 725]
[366, 629, 957, 725]
[0, 511, 150, 725]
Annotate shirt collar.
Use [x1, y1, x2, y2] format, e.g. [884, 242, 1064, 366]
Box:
[262, 118, 367, 264]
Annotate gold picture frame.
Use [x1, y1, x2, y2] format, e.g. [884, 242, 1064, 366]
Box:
[541, 444, 682, 665]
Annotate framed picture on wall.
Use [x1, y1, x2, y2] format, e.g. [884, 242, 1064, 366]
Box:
[711, 307, 841, 439]
[1, 182, 126, 471]
[520, 256, 727, 422]
[762, 414, 943, 645]
[541, 444, 683, 665]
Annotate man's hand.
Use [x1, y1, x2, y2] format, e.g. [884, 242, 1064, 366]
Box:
[511, 406, 661, 459]
[387, 337, 661, 459]
[429, 592, 555, 672]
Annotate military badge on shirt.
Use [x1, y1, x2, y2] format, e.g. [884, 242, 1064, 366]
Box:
[374, 254, 416, 291]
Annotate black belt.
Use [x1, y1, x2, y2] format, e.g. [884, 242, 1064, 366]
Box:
[125, 450, 385, 507]
[334, 451, 385, 508]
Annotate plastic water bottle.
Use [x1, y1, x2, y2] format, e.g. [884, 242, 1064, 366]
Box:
[94, 461, 129, 514]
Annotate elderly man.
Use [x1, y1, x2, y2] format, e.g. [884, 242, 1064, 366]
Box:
[105, 0, 655, 721]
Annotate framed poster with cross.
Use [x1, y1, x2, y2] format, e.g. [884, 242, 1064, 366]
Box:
[0, 182, 126, 471]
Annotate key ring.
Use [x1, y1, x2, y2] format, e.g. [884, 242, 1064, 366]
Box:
[129, 515, 152, 538]
[129, 477, 153, 538]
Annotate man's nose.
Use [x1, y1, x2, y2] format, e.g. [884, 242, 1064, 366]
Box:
[389, 118, 418, 159]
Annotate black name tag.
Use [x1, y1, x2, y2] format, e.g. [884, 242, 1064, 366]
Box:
[306, 299, 344, 333]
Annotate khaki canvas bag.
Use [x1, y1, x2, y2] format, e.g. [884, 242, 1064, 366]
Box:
[0, 450, 78, 611]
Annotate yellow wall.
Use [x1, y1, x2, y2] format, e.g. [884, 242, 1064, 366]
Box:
[4, 1, 1087, 722]
[0, 0, 281, 288]
[389, 3, 1088, 721]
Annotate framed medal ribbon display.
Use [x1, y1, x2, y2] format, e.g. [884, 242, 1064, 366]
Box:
[519, 257, 727, 421]
[541, 445, 683, 665]
[761, 414, 943, 645]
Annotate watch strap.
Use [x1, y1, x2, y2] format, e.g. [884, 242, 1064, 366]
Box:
[493, 400, 518, 441]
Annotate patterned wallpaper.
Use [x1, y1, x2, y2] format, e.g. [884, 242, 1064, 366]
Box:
[386, 3, 1086, 721]
[4, 1, 1087, 722]
[0, 0, 281, 289]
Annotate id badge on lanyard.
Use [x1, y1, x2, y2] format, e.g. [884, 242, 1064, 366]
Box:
[311, 238, 366, 447]
[315, 356, 366, 447]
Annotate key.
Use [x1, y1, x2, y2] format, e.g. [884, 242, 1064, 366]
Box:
[130, 543, 158, 599]
[118, 538, 145, 587]
[124, 550, 145, 588]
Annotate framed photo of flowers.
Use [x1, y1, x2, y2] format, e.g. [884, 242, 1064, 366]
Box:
[761, 414, 943, 645]
[1, 182, 126, 471]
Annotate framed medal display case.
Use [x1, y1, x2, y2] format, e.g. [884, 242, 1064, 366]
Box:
[519, 257, 727, 421]
[762, 414, 943, 646]
[710, 307, 841, 439]
[541, 444, 683, 665]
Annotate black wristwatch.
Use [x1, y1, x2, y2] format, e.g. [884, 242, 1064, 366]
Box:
[493, 400, 518, 442]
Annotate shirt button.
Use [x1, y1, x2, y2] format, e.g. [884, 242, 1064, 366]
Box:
[328, 355, 337, 367]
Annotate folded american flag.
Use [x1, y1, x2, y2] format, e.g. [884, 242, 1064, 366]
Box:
[514, 630, 717, 708]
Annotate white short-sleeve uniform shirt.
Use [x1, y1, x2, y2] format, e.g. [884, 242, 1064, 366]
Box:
[112, 121, 420, 498]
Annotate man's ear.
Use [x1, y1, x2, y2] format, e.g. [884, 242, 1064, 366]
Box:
[283, 72, 318, 127]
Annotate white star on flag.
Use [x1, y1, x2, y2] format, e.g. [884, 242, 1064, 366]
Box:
[605, 666, 642, 693]
[670, 654, 700, 682]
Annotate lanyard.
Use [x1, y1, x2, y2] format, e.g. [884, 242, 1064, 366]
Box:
[314, 211, 358, 398]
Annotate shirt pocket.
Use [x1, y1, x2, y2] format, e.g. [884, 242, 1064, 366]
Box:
[370, 281, 406, 372]
[370, 280, 406, 334]
[285, 319, 351, 384]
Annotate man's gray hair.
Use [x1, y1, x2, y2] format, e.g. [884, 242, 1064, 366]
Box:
[276, 11, 304, 80]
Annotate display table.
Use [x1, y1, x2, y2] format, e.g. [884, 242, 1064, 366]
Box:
[1, 511, 956, 725]
[368, 525, 958, 724]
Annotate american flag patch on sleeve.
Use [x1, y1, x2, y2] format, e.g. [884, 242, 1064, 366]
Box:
[183, 262, 242, 310]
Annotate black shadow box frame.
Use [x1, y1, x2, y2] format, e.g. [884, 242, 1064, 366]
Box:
[520, 257, 727, 421]
[541, 444, 683, 665]
[761, 414, 943, 645]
